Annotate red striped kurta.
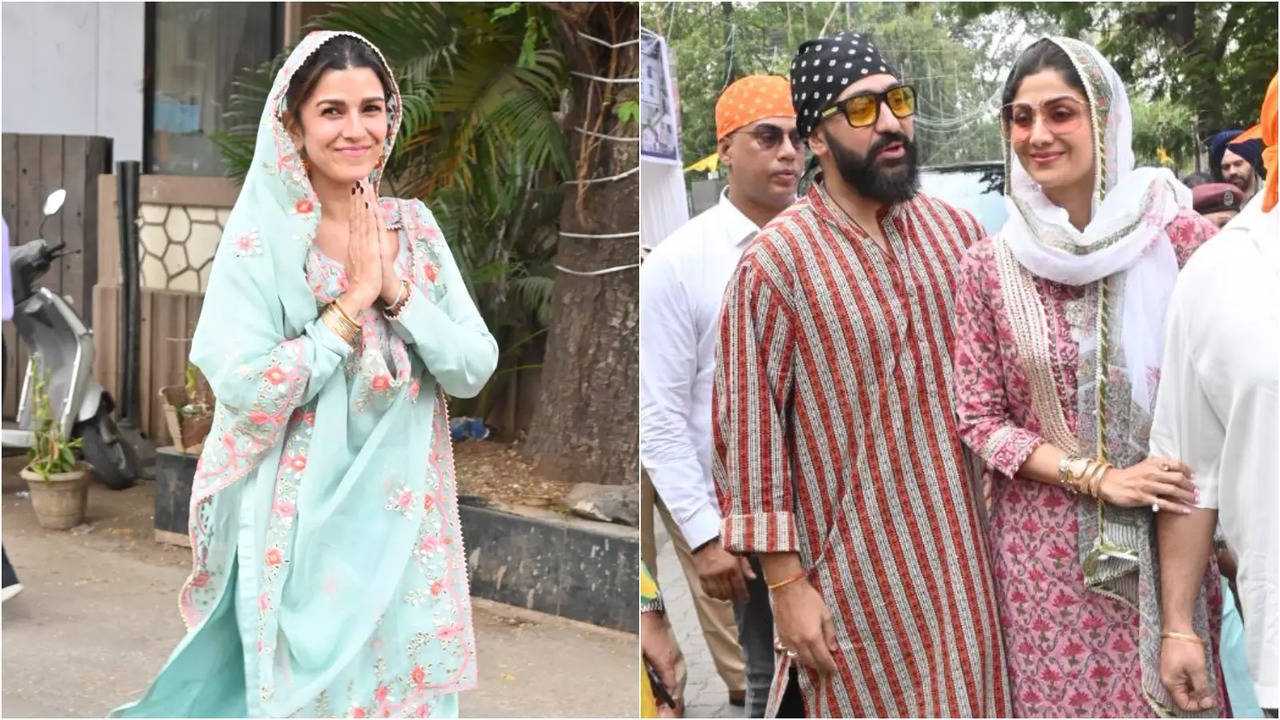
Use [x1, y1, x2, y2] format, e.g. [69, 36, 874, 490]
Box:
[713, 182, 1012, 717]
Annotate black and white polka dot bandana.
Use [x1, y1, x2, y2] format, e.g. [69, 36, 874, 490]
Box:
[790, 31, 898, 138]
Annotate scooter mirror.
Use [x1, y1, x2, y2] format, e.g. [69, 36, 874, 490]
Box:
[42, 189, 67, 216]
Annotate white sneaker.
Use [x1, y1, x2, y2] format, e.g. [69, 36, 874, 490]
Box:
[1, 583, 23, 603]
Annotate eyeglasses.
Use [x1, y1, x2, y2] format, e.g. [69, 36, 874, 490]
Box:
[1002, 96, 1087, 142]
[820, 85, 917, 128]
[736, 123, 803, 151]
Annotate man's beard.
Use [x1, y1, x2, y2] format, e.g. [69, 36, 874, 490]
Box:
[825, 129, 920, 204]
[1228, 173, 1255, 194]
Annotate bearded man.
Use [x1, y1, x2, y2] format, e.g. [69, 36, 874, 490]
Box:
[711, 31, 1011, 717]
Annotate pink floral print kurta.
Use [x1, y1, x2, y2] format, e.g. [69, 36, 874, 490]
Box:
[953, 209, 1225, 717]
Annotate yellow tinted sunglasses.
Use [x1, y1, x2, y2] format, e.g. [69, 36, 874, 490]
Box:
[820, 85, 917, 128]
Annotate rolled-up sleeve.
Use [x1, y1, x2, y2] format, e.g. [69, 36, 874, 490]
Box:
[712, 258, 799, 554]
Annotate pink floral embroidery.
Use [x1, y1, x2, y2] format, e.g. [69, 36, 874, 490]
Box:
[233, 229, 263, 258]
[411, 665, 425, 687]
[264, 366, 287, 384]
[287, 453, 307, 471]
[295, 199, 314, 215]
[191, 571, 211, 588]
[273, 500, 296, 517]
[430, 580, 444, 596]
[265, 547, 283, 566]
[409, 380, 420, 400]
[372, 374, 391, 391]
[352, 707, 367, 718]
[373, 685, 389, 704]
[259, 592, 272, 611]
[436, 623, 465, 640]
[248, 410, 275, 425]
[423, 263, 438, 282]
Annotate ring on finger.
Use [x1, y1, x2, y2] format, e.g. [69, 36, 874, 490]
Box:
[1152, 502, 1161, 513]
[785, 650, 798, 659]
[1160, 463, 1170, 472]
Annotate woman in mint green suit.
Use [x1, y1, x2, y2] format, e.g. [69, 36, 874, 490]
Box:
[112, 30, 497, 718]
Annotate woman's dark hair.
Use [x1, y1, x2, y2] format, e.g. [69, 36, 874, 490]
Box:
[1001, 39, 1087, 125]
[284, 34, 394, 130]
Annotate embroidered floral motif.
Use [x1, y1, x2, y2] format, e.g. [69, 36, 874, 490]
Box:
[234, 229, 264, 258]
[387, 484, 416, 518]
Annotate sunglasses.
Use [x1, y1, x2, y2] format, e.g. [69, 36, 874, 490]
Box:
[735, 123, 803, 151]
[820, 85, 917, 128]
[1002, 96, 1087, 142]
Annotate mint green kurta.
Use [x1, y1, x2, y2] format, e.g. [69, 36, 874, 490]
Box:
[111, 31, 497, 718]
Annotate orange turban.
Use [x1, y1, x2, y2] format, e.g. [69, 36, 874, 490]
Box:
[1241, 73, 1278, 211]
[1261, 72, 1276, 212]
[715, 75, 795, 140]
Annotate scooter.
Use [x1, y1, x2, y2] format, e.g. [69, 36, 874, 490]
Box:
[2, 188, 140, 489]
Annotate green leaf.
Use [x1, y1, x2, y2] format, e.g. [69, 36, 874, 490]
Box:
[615, 100, 640, 123]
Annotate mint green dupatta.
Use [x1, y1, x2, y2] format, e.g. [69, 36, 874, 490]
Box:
[111, 31, 498, 718]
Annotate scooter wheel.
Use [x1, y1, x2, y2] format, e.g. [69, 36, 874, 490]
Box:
[77, 413, 139, 490]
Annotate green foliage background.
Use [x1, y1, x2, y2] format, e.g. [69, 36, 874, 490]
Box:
[643, 1, 1275, 174]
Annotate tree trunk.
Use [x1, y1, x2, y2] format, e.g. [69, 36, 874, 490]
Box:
[525, 4, 639, 486]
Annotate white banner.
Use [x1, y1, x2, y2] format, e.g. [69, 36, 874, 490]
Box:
[639, 30, 682, 166]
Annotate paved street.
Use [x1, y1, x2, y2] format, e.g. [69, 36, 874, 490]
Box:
[0, 458, 635, 718]
[652, 521, 738, 719]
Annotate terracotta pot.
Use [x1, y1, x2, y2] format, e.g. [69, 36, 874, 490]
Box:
[19, 463, 89, 530]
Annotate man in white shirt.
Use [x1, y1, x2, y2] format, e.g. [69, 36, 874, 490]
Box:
[640, 74, 804, 717]
[1152, 73, 1278, 718]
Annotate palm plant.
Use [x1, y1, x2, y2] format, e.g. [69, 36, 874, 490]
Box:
[214, 3, 573, 427]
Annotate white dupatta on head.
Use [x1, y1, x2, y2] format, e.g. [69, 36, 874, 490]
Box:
[994, 37, 1220, 717]
[1000, 37, 1192, 411]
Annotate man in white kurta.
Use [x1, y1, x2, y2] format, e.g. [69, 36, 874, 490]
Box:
[1150, 187, 1279, 715]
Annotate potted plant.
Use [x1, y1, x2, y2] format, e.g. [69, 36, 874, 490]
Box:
[158, 361, 215, 454]
[19, 364, 90, 530]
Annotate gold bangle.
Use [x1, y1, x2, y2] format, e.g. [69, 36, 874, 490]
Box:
[321, 305, 360, 349]
[1057, 455, 1079, 493]
[331, 298, 361, 329]
[1161, 630, 1208, 646]
[1089, 461, 1111, 498]
[767, 570, 807, 592]
[324, 305, 359, 339]
[1078, 459, 1102, 498]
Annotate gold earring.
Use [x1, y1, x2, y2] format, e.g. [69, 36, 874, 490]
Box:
[374, 152, 385, 169]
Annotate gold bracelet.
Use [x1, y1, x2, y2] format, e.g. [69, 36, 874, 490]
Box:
[1088, 461, 1111, 498]
[321, 304, 360, 349]
[767, 570, 807, 592]
[325, 304, 360, 338]
[1161, 630, 1208, 646]
[322, 311, 358, 349]
[1078, 459, 1102, 497]
[331, 297, 361, 329]
[1057, 455, 1078, 493]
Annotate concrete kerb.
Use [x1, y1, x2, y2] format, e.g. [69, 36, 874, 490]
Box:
[458, 501, 639, 633]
